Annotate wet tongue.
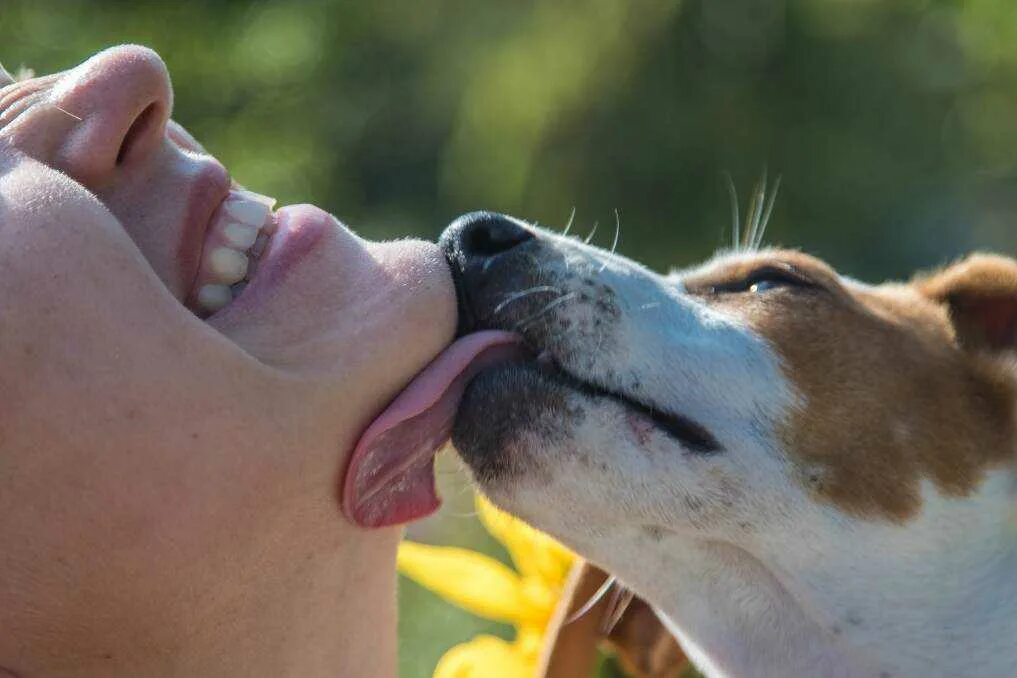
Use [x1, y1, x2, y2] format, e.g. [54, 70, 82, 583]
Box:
[342, 330, 524, 528]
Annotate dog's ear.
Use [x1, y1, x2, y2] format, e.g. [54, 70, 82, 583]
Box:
[539, 561, 688, 678]
[916, 254, 1017, 353]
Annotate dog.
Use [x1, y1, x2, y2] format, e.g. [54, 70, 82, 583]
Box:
[438, 211, 1017, 678]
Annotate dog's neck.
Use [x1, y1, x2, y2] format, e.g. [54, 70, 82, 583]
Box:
[591, 472, 1017, 678]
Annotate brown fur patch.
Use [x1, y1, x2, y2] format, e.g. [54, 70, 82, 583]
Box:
[684, 251, 1017, 522]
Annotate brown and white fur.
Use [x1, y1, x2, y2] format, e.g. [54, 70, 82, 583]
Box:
[440, 212, 1017, 678]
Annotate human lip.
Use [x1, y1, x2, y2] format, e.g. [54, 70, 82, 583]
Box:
[176, 159, 231, 298]
[187, 203, 335, 319]
[256, 204, 337, 275]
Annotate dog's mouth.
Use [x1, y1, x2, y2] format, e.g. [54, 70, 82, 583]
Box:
[341, 328, 719, 528]
[341, 331, 526, 528]
[530, 349, 721, 454]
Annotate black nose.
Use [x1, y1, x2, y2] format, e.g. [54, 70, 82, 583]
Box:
[440, 211, 534, 274]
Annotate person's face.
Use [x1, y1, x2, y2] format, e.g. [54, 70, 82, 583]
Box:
[0, 45, 455, 666]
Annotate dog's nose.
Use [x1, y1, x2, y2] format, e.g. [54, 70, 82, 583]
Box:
[440, 211, 534, 274]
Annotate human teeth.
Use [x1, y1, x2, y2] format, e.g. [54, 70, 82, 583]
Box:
[196, 284, 233, 313]
[188, 188, 277, 317]
[225, 199, 270, 226]
[223, 222, 259, 249]
[224, 189, 275, 227]
[208, 247, 248, 281]
[236, 187, 276, 208]
[249, 232, 270, 258]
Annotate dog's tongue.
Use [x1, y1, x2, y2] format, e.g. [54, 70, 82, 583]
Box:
[342, 330, 524, 528]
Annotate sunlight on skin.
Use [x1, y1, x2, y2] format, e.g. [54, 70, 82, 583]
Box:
[0, 45, 455, 677]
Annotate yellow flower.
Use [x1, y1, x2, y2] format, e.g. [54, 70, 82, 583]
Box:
[398, 493, 575, 678]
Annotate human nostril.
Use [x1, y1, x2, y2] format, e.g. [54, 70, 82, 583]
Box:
[116, 101, 162, 165]
[49, 46, 173, 183]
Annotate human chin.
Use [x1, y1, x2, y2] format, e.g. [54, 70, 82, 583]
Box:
[206, 203, 457, 388]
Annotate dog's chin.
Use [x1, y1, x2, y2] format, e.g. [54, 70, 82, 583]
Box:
[451, 363, 586, 489]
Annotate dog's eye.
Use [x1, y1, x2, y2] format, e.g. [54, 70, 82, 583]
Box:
[749, 278, 784, 293]
[712, 264, 815, 294]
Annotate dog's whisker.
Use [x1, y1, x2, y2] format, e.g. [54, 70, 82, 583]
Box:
[755, 173, 781, 250]
[520, 251, 544, 269]
[724, 172, 740, 251]
[596, 210, 623, 273]
[445, 510, 480, 519]
[584, 221, 599, 245]
[518, 251, 552, 281]
[565, 574, 618, 625]
[600, 585, 636, 635]
[562, 206, 577, 238]
[515, 293, 576, 330]
[745, 169, 767, 252]
[451, 478, 476, 499]
[744, 177, 756, 250]
[492, 286, 562, 316]
[514, 292, 577, 331]
[610, 210, 621, 255]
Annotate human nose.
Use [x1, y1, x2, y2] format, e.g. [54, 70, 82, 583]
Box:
[50, 45, 173, 185]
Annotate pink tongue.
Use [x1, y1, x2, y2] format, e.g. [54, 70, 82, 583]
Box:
[342, 330, 524, 528]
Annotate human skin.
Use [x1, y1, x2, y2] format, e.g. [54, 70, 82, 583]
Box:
[0, 45, 456, 677]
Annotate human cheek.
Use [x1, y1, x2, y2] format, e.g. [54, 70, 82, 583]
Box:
[0, 157, 297, 529]
[0, 159, 288, 635]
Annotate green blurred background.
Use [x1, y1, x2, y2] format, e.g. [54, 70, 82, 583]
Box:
[4, 0, 1015, 675]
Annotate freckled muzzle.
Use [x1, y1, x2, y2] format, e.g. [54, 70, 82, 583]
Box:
[452, 362, 585, 484]
[439, 211, 722, 471]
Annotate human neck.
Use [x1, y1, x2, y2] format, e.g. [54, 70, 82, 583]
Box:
[17, 529, 400, 678]
[174, 527, 401, 678]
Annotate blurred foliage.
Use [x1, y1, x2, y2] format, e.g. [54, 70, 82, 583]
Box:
[5, 0, 1016, 281]
[4, 1, 1016, 675]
